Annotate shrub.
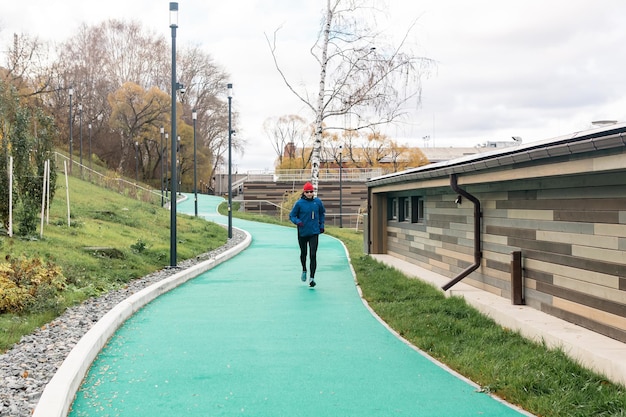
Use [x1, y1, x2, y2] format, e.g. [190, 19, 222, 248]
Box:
[0, 256, 66, 314]
[130, 239, 147, 253]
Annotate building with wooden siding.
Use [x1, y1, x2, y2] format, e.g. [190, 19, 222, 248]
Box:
[366, 123, 626, 343]
[241, 169, 379, 228]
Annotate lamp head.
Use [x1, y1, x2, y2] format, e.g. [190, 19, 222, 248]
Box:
[192, 109, 197, 120]
[160, 126, 165, 134]
[69, 87, 73, 97]
[227, 83, 233, 98]
[169, 2, 178, 27]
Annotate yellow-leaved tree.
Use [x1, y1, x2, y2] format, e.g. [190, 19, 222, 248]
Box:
[108, 82, 170, 176]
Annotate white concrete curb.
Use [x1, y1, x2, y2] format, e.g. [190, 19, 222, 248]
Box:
[32, 228, 252, 417]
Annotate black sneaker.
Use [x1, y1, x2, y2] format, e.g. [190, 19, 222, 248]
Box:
[309, 279, 316, 288]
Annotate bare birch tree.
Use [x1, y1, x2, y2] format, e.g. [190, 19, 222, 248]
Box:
[266, 0, 433, 191]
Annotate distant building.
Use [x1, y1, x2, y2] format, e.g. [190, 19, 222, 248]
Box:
[420, 147, 490, 164]
[422, 140, 522, 164]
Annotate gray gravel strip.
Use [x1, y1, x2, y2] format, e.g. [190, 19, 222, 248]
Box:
[0, 229, 247, 417]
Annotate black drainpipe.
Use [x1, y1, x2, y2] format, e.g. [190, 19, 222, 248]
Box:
[442, 174, 482, 291]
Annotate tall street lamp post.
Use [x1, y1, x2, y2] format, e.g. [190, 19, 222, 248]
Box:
[192, 109, 198, 217]
[339, 144, 343, 228]
[169, 1, 179, 267]
[160, 126, 165, 207]
[68, 87, 73, 174]
[227, 83, 233, 239]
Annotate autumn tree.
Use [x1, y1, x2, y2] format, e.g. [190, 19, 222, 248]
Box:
[264, 114, 312, 168]
[267, 0, 433, 191]
[358, 131, 388, 167]
[2, 19, 237, 188]
[48, 20, 169, 174]
[314, 130, 350, 169]
[397, 146, 428, 171]
[331, 129, 427, 172]
[387, 140, 408, 172]
[42, 20, 234, 183]
[108, 82, 170, 174]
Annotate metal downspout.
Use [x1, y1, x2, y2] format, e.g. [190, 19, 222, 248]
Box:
[442, 174, 482, 291]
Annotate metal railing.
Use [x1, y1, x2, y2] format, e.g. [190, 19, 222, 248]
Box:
[275, 168, 381, 182]
[54, 152, 166, 206]
[239, 199, 365, 230]
[212, 167, 382, 194]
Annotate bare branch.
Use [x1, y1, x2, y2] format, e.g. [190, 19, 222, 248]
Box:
[264, 29, 316, 114]
[267, 0, 434, 188]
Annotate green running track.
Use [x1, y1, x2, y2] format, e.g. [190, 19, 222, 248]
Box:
[69, 194, 530, 417]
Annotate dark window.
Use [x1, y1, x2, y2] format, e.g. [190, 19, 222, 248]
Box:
[411, 196, 424, 223]
[398, 197, 405, 221]
[402, 197, 410, 222]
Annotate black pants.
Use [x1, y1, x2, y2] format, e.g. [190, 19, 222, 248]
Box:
[298, 234, 319, 278]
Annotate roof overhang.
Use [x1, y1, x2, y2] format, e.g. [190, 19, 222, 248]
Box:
[367, 123, 626, 188]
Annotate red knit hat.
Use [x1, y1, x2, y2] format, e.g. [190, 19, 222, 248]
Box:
[303, 182, 314, 191]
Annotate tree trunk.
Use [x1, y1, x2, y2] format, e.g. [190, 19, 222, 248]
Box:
[311, 0, 333, 195]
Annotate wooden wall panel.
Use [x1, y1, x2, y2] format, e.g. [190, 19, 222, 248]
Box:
[383, 170, 626, 342]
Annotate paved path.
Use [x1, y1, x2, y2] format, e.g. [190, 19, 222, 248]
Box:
[68, 194, 530, 417]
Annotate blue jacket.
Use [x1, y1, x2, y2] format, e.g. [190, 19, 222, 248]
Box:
[290, 195, 326, 237]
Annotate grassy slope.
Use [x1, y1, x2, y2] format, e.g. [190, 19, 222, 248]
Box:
[0, 175, 227, 351]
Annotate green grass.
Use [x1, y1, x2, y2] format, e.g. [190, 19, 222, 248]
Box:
[0, 175, 227, 351]
[223, 207, 626, 417]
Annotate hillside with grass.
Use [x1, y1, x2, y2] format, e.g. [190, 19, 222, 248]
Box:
[0, 174, 227, 352]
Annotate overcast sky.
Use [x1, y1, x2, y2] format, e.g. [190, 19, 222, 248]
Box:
[2, 0, 626, 171]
